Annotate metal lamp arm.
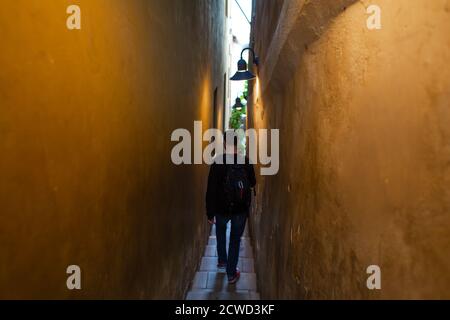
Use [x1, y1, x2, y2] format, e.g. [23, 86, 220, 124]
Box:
[240, 47, 259, 66]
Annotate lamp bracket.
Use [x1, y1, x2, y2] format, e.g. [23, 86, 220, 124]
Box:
[240, 47, 259, 66]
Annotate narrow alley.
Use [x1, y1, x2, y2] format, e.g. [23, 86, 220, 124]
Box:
[0, 0, 449, 302]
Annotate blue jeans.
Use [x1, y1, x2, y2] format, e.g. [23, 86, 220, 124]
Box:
[215, 213, 247, 278]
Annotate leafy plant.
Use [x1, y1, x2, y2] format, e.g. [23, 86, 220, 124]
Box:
[229, 81, 249, 130]
[229, 107, 246, 129]
[241, 81, 249, 101]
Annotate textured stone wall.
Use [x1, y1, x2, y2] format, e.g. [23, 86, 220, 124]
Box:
[0, 0, 226, 299]
[249, 0, 450, 299]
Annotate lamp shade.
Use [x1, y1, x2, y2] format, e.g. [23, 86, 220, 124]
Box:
[230, 58, 256, 81]
[230, 70, 256, 81]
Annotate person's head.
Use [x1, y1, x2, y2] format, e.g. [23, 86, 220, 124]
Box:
[223, 130, 239, 154]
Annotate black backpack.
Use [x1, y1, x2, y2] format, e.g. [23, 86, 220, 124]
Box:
[223, 164, 251, 210]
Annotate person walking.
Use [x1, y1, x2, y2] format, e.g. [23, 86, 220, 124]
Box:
[205, 130, 256, 284]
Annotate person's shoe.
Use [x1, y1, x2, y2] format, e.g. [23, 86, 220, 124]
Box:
[217, 262, 227, 270]
[228, 270, 241, 284]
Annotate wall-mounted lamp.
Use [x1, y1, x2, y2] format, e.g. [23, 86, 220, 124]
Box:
[233, 97, 244, 110]
[230, 47, 259, 81]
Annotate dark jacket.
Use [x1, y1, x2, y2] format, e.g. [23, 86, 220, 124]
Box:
[206, 154, 256, 220]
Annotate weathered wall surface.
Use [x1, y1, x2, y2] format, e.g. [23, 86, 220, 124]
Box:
[0, 0, 226, 299]
[249, 0, 450, 299]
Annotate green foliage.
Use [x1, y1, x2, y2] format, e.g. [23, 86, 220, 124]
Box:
[229, 107, 246, 129]
[241, 81, 249, 101]
[229, 81, 249, 130]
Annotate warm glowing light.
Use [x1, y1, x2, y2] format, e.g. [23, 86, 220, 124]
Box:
[199, 71, 212, 124]
[253, 76, 261, 104]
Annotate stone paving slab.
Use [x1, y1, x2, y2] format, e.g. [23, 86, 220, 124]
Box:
[199, 257, 255, 273]
[186, 290, 258, 300]
[206, 272, 257, 291]
[204, 244, 254, 258]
